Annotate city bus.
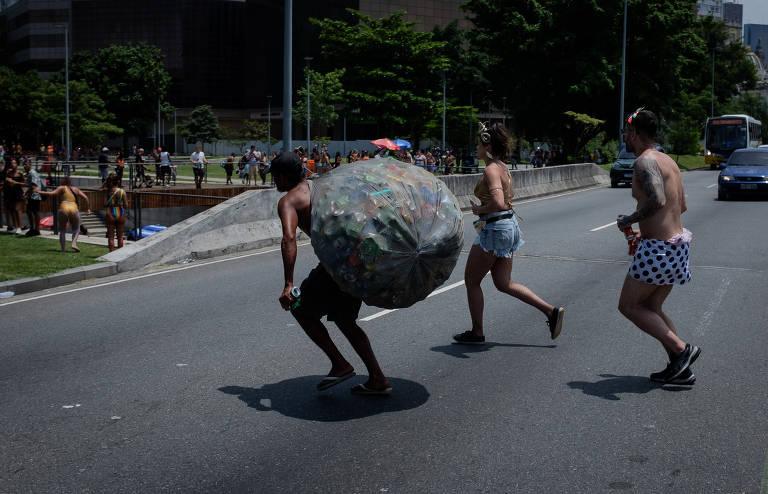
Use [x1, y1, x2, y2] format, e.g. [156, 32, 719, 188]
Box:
[705, 114, 762, 169]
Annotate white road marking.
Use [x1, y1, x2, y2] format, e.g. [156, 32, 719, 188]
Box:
[0, 243, 311, 307]
[62, 404, 82, 409]
[706, 183, 717, 189]
[361, 280, 466, 321]
[0, 186, 604, 308]
[590, 221, 617, 232]
[695, 277, 731, 336]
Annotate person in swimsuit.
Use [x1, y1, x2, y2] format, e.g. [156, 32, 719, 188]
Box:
[273, 151, 391, 395]
[39, 176, 90, 252]
[617, 108, 700, 385]
[453, 122, 565, 345]
[103, 172, 127, 251]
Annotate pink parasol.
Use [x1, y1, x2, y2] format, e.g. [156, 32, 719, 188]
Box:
[370, 138, 400, 151]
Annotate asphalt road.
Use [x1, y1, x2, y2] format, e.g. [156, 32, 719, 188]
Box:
[1, 169, 766, 493]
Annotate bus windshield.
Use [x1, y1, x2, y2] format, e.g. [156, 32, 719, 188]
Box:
[707, 123, 747, 152]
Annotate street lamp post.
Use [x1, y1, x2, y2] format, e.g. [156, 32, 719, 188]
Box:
[64, 24, 70, 164]
[267, 95, 272, 157]
[442, 70, 446, 153]
[282, 0, 293, 152]
[502, 96, 507, 128]
[711, 47, 715, 117]
[618, 0, 628, 146]
[304, 56, 313, 154]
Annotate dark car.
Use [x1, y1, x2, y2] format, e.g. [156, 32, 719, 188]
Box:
[610, 150, 637, 187]
[610, 145, 665, 188]
[717, 148, 768, 200]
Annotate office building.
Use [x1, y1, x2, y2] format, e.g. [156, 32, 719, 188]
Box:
[745, 24, 768, 70]
[722, 2, 742, 44]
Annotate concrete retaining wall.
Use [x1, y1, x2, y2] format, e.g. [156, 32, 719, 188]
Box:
[101, 163, 608, 272]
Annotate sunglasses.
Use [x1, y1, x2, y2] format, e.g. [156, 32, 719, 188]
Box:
[627, 106, 644, 125]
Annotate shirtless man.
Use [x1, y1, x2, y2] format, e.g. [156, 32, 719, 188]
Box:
[616, 108, 700, 385]
[273, 152, 392, 395]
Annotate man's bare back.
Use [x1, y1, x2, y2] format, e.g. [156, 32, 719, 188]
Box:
[624, 149, 687, 241]
[278, 180, 312, 237]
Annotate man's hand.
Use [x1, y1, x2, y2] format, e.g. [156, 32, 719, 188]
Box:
[279, 283, 294, 311]
[617, 215, 631, 230]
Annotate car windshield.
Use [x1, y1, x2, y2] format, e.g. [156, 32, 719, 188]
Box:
[618, 151, 635, 159]
[727, 151, 768, 166]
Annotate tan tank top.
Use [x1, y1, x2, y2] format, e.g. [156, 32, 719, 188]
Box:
[474, 163, 514, 210]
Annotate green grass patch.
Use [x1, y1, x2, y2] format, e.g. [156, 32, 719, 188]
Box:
[0, 234, 109, 282]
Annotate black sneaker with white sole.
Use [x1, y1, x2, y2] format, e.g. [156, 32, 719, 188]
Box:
[666, 343, 701, 380]
[452, 331, 485, 345]
[650, 365, 695, 385]
[547, 307, 564, 340]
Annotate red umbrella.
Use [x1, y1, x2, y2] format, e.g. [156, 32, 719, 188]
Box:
[370, 138, 400, 151]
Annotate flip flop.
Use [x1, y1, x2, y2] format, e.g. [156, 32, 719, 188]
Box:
[316, 371, 355, 391]
[350, 383, 392, 396]
[71, 246, 80, 253]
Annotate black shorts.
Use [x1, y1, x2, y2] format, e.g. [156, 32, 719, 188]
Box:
[294, 264, 362, 322]
[193, 168, 205, 178]
[26, 198, 40, 213]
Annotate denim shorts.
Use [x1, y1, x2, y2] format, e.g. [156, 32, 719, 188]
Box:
[473, 213, 524, 258]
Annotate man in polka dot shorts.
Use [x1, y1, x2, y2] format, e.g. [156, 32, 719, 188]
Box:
[616, 108, 700, 386]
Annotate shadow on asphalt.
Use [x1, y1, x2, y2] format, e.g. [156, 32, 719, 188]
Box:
[430, 342, 556, 359]
[218, 376, 429, 422]
[566, 374, 691, 401]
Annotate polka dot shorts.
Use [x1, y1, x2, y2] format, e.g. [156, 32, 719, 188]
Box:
[628, 233, 692, 285]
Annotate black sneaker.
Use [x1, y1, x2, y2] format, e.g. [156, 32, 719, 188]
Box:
[452, 331, 485, 345]
[547, 307, 565, 340]
[650, 364, 695, 385]
[666, 344, 701, 380]
[667, 367, 696, 385]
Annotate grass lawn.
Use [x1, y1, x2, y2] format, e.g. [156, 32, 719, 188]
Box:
[0, 234, 109, 282]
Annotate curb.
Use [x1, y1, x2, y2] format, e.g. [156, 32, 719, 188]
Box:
[0, 262, 118, 296]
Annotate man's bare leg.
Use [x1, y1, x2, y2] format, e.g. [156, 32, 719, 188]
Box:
[618, 276, 685, 355]
[641, 284, 679, 359]
[335, 320, 390, 390]
[292, 312, 354, 377]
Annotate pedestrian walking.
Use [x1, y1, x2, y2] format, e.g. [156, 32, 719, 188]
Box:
[23, 158, 43, 236]
[98, 147, 110, 182]
[248, 146, 261, 185]
[453, 122, 564, 345]
[2, 157, 25, 233]
[224, 153, 235, 185]
[39, 176, 90, 252]
[159, 147, 172, 187]
[616, 108, 699, 385]
[103, 172, 127, 252]
[190, 145, 208, 189]
[114, 151, 126, 185]
[273, 152, 391, 395]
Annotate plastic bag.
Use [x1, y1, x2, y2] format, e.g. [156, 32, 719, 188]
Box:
[310, 158, 464, 309]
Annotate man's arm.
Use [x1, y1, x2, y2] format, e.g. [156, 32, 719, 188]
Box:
[617, 156, 666, 228]
[277, 197, 299, 310]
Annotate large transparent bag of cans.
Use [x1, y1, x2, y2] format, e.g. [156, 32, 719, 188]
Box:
[310, 158, 464, 309]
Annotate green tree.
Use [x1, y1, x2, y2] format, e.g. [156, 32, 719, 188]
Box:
[294, 68, 345, 129]
[68, 43, 171, 140]
[461, 0, 757, 145]
[29, 79, 123, 147]
[424, 105, 480, 152]
[178, 105, 220, 149]
[561, 111, 605, 160]
[720, 91, 768, 126]
[0, 67, 42, 145]
[312, 10, 448, 139]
